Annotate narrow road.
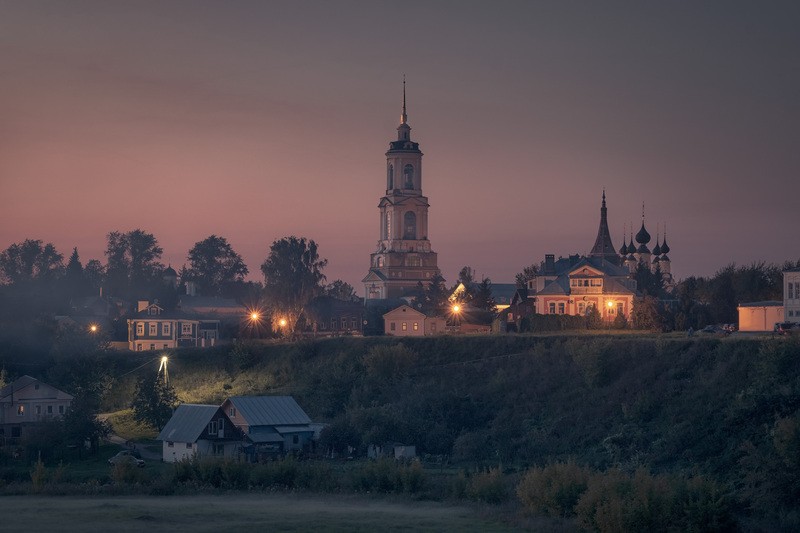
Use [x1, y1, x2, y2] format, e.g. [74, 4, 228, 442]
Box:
[98, 413, 162, 461]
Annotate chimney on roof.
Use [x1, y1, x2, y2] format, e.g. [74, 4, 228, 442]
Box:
[544, 254, 555, 275]
[137, 300, 149, 312]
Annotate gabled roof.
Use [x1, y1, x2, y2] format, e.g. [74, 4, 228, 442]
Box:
[157, 404, 219, 443]
[537, 277, 571, 296]
[362, 269, 388, 283]
[227, 396, 311, 427]
[383, 304, 426, 320]
[0, 376, 73, 402]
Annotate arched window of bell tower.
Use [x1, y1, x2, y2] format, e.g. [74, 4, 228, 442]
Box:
[403, 164, 414, 189]
[404, 211, 417, 240]
[387, 164, 393, 189]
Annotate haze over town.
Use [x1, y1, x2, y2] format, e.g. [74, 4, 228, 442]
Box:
[2, 1, 799, 290]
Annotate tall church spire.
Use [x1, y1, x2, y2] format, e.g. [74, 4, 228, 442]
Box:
[364, 83, 439, 301]
[401, 75, 408, 125]
[589, 189, 619, 264]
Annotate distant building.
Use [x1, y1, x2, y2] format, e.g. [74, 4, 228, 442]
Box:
[737, 301, 784, 332]
[529, 255, 638, 320]
[0, 376, 73, 444]
[383, 304, 446, 336]
[157, 404, 242, 462]
[785, 267, 800, 324]
[304, 296, 364, 336]
[363, 82, 442, 301]
[127, 301, 219, 351]
[222, 396, 316, 460]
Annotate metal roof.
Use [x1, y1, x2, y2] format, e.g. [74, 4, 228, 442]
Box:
[157, 404, 219, 443]
[227, 396, 311, 427]
[247, 427, 284, 443]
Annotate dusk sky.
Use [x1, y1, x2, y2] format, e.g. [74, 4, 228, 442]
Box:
[2, 2, 799, 291]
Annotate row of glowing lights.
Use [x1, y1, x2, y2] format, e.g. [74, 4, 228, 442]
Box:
[86, 301, 617, 335]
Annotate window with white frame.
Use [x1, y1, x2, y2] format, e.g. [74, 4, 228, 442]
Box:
[549, 302, 556, 314]
[558, 302, 565, 314]
[162, 323, 171, 336]
[136, 323, 144, 336]
[181, 323, 192, 335]
[208, 421, 218, 435]
[148, 323, 157, 336]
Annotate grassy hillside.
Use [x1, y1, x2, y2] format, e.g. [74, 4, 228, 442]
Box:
[6, 332, 799, 525]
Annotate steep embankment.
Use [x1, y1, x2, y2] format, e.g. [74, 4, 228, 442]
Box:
[24, 333, 800, 515]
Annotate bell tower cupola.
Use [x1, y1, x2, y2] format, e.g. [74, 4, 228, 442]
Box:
[364, 80, 441, 301]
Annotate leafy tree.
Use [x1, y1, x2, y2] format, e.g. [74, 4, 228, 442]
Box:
[634, 262, 665, 298]
[105, 229, 164, 298]
[83, 259, 105, 295]
[515, 263, 539, 288]
[260, 236, 328, 333]
[708, 264, 737, 324]
[0, 239, 64, 285]
[632, 296, 664, 330]
[184, 235, 248, 297]
[131, 375, 178, 431]
[63, 394, 110, 457]
[325, 279, 359, 302]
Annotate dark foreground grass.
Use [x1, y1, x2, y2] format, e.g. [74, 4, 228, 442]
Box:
[0, 494, 519, 532]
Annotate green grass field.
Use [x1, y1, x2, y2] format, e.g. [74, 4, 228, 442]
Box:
[0, 494, 519, 532]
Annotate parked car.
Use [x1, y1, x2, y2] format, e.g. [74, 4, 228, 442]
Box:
[701, 325, 728, 335]
[775, 322, 799, 335]
[108, 450, 145, 467]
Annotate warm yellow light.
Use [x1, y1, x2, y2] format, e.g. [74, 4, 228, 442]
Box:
[607, 301, 614, 308]
[250, 312, 260, 321]
[89, 324, 98, 333]
[161, 356, 169, 365]
[279, 318, 288, 327]
[452, 304, 461, 313]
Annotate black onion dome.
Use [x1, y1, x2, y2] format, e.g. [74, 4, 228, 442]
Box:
[627, 239, 636, 255]
[637, 243, 650, 254]
[660, 254, 670, 262]
[653, 240, 662, 256]
[636, 222, 651, 244]
[619, 240, 628, 255]
[660, 237, 670, 255]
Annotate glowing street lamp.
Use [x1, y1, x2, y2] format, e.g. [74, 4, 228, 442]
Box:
[450, 304, 462, 330]
[250, 312, 260, 322]
[158, 355, 169, 385]
[89, 324, 98, 333]
[278, 318, 288, 328]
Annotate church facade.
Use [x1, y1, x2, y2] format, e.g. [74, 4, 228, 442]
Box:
[523, 192, 674, 321]
[363, 85, 441, 301]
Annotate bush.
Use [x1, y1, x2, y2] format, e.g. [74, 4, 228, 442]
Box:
[517, 461, 591, 517]
[467, 467, 508, 504]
